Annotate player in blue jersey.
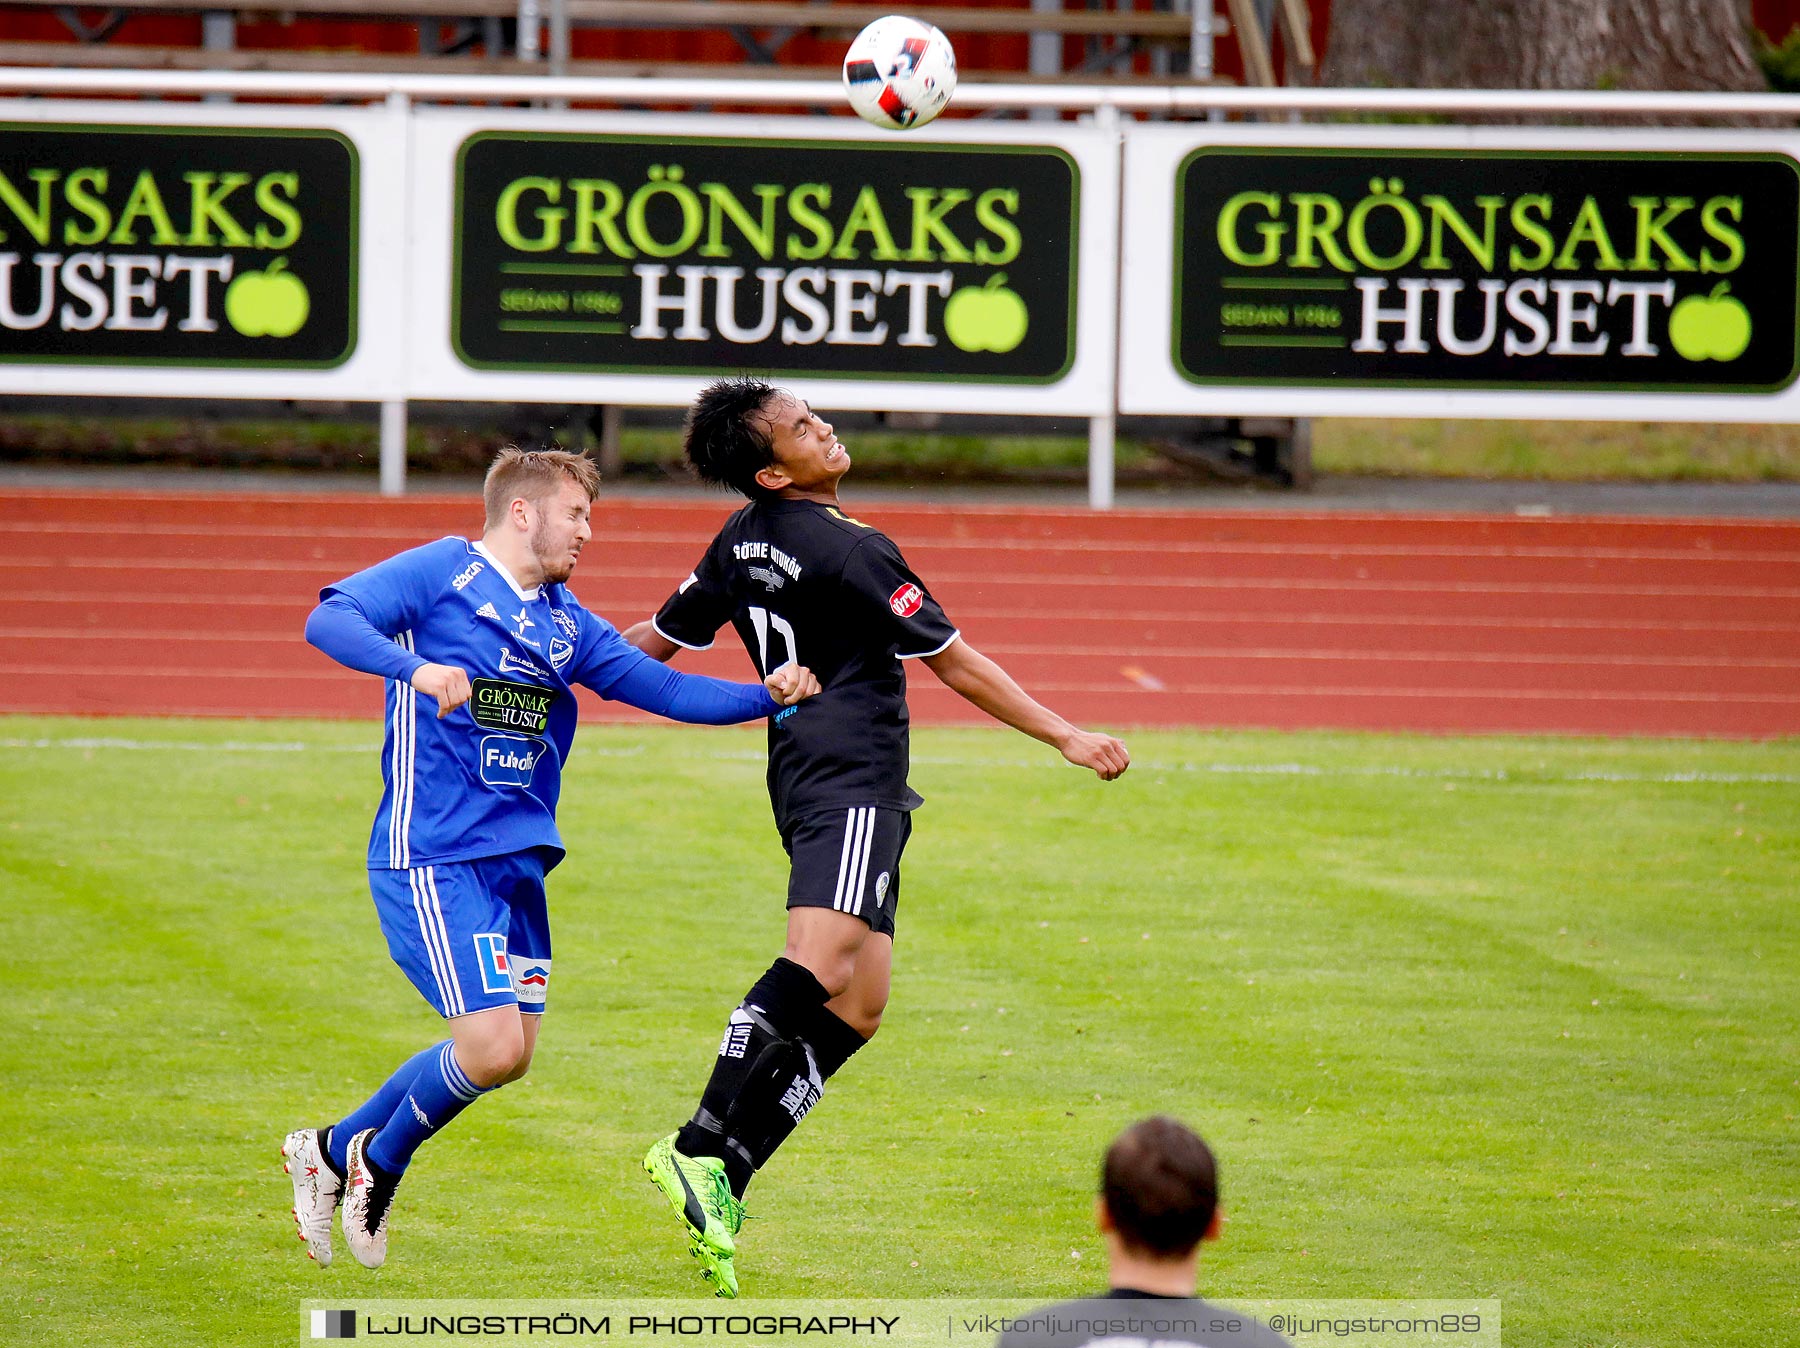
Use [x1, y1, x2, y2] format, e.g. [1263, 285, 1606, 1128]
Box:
[281, 447, 819, 1271]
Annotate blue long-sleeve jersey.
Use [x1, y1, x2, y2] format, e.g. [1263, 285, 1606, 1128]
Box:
[309, 536, 776, 870]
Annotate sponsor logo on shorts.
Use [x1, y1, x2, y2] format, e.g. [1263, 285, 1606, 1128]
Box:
[479, 733, 542, 786]
[472, 678, 557, 735]
[473, 932, 511, 995]
[452, 560, 485, 591]
[875, 871, 891, 908]
[888, 583, 924, 618]
[513, 958, 550, 1006]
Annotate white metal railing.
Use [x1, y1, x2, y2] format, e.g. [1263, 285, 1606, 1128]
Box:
[0, 66, 1798, 119]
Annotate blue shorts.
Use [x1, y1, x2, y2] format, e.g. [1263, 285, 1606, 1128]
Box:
[369, 848, 555, 1018]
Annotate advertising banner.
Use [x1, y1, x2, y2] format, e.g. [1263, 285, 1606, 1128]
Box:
[0, 122, 358, 368]
[1120, 127, 1800, 422]
[452, 132, 1076, 383]
[408, 110, 1116, 414]
[1178, 148, 1797, 392]
[0, 99, 402, 400]
[14, 104, 1800, 431]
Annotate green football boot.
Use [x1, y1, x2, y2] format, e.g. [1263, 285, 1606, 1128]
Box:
[643, 1133, 746, 1298]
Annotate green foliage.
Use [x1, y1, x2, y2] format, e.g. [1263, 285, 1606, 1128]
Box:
[1753, 25, 1800, 93]
[2, 719, 1796, 1346]
[1311, 417, 1800, 480]
[10, 411, 1800, 484]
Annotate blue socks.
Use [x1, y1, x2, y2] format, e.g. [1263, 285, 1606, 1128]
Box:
[327, 1042, 443, 1173]
[328, 1040, 495, 1177]
[365, 1041, 493, 1176]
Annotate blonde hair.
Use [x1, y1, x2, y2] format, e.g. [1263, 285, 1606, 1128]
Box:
[483, 447, 600, 528]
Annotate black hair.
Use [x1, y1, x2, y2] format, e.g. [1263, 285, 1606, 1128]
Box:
[1101, 1116, 1219, 1257]
[684, 375, 782, 500]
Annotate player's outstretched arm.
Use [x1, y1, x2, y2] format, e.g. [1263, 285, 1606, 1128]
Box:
[591, 643, 821, 723]
[622, 620, 679, 662]
[923, 637, 1129, 781]
[620, 618, 817, 705]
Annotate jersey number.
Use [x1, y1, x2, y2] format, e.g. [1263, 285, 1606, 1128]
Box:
[747, 606, 797, 676]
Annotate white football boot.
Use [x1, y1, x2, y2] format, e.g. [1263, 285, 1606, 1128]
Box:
[281, 1127, 343, 1267]
[340, 1129, 400, 1269]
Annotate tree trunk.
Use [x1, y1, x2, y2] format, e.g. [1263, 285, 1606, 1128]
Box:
[1322, 0, 1764, 93]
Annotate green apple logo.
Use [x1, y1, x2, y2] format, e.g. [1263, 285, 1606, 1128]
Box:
[1668, 283, 1751, 362]
[225, 258, 311, 338]
[943, 273, 1029, 354]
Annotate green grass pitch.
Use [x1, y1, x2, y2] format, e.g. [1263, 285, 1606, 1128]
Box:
[1, 717, 1795, 1346]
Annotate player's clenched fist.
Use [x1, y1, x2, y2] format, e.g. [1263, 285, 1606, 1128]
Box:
[764, 663, 821, 706]
[410, 662, 472, 719]
[1060, 729, 1130, 781]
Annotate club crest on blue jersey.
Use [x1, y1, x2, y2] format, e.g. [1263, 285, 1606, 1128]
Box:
[473, 932, 511, 994]
[548, 637, 574, 668]
[479, 734, 542, 786]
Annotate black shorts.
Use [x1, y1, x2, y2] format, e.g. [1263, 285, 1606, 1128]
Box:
[782, 806, 912, 938]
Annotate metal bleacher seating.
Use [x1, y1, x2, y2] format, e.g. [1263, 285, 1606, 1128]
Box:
[0, 1, 1316, 90]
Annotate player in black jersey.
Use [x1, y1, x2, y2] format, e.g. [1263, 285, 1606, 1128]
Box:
[625, 376, 1130, 1296]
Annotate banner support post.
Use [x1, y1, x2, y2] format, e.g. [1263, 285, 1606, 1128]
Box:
[378, 88, 414, 496]
[380, 400, 408, 496]
[1088, 101, 1124, 511]
[1087, 412, 1115, 510]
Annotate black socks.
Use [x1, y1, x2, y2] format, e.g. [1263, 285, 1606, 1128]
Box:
[803, 1001, 870, 1080]
[676, 957, 871, 1198]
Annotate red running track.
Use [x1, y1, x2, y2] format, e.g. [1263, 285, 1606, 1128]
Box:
[4, 488, 1799, 738]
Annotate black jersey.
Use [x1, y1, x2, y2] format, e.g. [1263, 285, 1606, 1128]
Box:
[995, 1291, 1294, 1348]
[653, 497, 959, 830]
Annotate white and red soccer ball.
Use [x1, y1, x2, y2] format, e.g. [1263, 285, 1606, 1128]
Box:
[842, 15, 958, 131]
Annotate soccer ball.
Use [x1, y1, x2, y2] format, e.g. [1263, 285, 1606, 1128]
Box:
[842, 15, 957, 131]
